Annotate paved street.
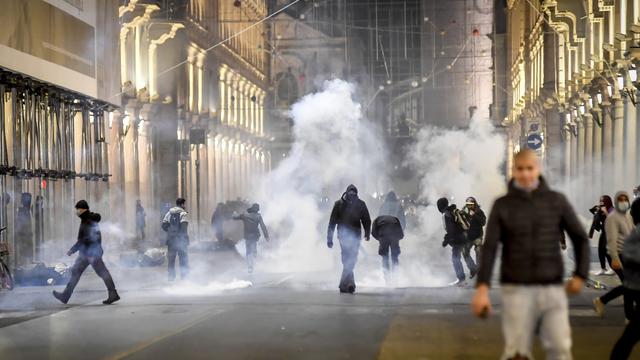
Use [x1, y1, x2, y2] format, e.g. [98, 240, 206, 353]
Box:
[0, 250, 633, 360]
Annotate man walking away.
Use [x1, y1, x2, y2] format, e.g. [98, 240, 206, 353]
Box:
[438, 197, 476, 286]
[327, 184, 372, 294]
[611, 198, 640, 359]
[593, 191, 635, 318]
[462, 197, 486, 265]
[232, 203, 269, 273]
[211, 202, 226, 243]
[372, 215, 404, 282]
[378, 191, 406, 230]
[162, 198, 190, 281]
[53, 200, 120, 305]
[472, 149, 589, 360]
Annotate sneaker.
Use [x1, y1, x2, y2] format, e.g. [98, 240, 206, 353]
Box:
[591, 269, 606, 276]
[604, 269, 616, 276]
[52, 290, 69, 304]
[448, 279, 466, 287]
[103, 290, 120, 305]
[470, 269, 478, 279]
[593, 297, 605, 317]
[347, 285, 356, 294]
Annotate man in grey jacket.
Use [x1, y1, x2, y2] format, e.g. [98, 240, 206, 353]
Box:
[162, 198, 190, 281]
[472, 149, 589, 360]
[233, 203, 270, 273]
[593, 191, 634, 317]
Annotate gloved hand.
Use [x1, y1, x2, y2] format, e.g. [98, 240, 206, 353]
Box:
[327, 240, 333, 249]
[365, 236, 370, 241]
[441, 239, 449, 248]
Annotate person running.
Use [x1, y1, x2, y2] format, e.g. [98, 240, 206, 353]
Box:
[589, 195, 615, 276]
[462, 196, 486, 265]
[610, 198, 640, 359]
[53, 200, 120, 305]
[438, 197, 476, 286]
[327, 185, 371, 294]
[593, 191, 635, 318]
[472, 149, 589, 360]
[232, 203, 270, 273]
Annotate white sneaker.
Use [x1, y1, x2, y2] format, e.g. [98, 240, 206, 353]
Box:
[591, 269, 606, 276]
[448, 279, 466, 287]
[604, 269, 616, 275]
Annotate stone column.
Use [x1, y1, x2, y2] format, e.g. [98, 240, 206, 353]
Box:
[613, 97, 625, 190]
[602, 106, 614, 191]
[624, 94, 637, 188]
[592, 109, 603, 195]
[583, 113, 594, 197]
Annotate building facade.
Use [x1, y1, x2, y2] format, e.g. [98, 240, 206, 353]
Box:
[117, 0, 272, 241]
[503, 0, 640, 206]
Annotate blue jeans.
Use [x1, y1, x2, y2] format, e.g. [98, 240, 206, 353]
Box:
[246, 238, 258, 272]
[452, 244, 477, 281]
[338, 235, 360, 292]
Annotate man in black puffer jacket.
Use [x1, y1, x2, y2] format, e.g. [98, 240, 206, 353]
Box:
[327, 184, 371, 293]
[53, 200, 119, 305]
[472, 149, 589, 360]
[438, 197, 477, 285]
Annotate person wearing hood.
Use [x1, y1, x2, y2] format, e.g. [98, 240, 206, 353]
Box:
[162, 198, 190, 281]
[327, 184, 372, 293]
[462, 197, 486, 266]
[135, 200, 146, 252]
[378, 191, 406, 230]
[611, 198, 640, 359]
[594, 191, 635, 318]
[471, 150, 589, 360]
[211, 202, 227, 243]
[233, 203, 270, 273]
[438, 197, 477, 285]
[589, 195, 615, 276]
[53, 200, 119, 305]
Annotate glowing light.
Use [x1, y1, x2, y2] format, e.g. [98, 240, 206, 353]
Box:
[596, 93, 603, 104]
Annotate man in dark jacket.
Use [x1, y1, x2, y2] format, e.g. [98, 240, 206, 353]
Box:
[162, 198, 189, 281]
[327, 184, 371, 293]
[462, 197, 486, 265]
[438, 197, 477, 285]
[371, 215, 404, 279]
[53, 200, 119, 305]
[472, 149, 589, 359]
[211, 202, 226, 243]
[233, 203, 270, 273]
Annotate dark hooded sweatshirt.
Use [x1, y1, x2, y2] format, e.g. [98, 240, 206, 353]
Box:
[328, 185, 372, 241]
[477, 177, 590, 285]
[69, 211, 104, 258]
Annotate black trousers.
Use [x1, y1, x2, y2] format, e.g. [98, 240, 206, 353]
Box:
[598, 232, 607, 270]
[62, 255, 116, 300]
[610, 288, 640, 359]
[167, 244, 189, 280]
[378, 237, 400, 271]
[601, 255, 634, 319]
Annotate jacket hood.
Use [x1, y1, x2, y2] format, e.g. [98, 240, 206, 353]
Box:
[614, 191, 631, 212]
[169, 206, 186, 214]
[80, 211, 101, 223]
[436, 197, 449, 213]
[341, 184, 359, 201]
[385, 191, 397, 202]
[247, 203, 260, 213]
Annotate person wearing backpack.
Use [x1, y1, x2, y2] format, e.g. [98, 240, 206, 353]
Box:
[437, 197, 477, 286]
[371, 214, 404, 282]
[53, 200, 119, 305]
[232, 203, 270, 273]
[162, 198, 190, 281]
[462, 197, 487, 266]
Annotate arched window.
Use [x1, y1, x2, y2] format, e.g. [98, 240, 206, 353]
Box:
[275, 72, 299, 106]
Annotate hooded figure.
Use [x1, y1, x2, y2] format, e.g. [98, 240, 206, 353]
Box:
[437, 197, 477, 284]
[135, 200, 146, 244]
[594, 191, 635, 319]
[462, 196, 487, 265]
[162, 198, 190, 281]
[233, 203, 269, 273]
[378, 191, 406, 229]
[371, 215, 404, 278]
[327, 185, 372, 293]
[53, 200, 119, 305]
[211, 202, 227, 243]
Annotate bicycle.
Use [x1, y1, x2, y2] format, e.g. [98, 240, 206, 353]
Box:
[0, 226, 14, 290]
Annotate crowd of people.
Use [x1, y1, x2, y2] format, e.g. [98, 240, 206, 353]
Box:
[47, 147, 640, 359]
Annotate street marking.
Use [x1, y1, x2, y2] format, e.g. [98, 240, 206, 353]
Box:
[102, 309, 226, 360]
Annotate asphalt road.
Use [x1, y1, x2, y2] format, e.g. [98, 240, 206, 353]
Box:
[0, 250, 634, 360]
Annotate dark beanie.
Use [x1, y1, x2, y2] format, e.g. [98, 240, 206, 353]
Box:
[631, 198, 640, 225]
[436, 197, 449, 213]
[75, 200, 89, 210]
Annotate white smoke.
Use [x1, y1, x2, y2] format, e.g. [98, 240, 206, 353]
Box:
[257, 79, 387, 275]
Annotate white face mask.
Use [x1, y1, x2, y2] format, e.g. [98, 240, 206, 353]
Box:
[618, 201, 630, 212]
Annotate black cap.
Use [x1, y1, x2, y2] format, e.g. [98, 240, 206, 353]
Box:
[75, 200, 89, 210]
[436, 198, 449, 213]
